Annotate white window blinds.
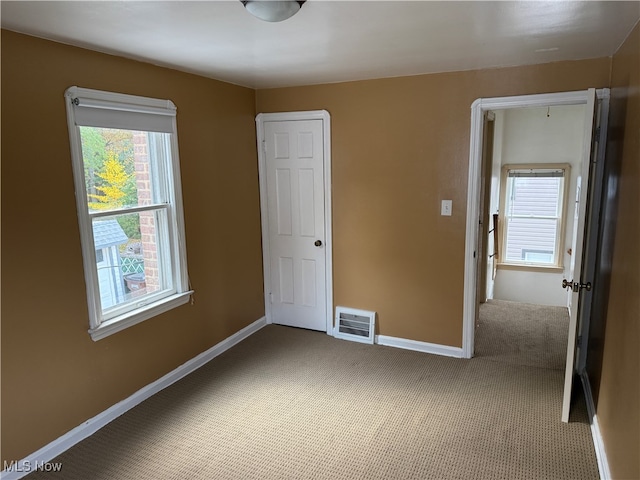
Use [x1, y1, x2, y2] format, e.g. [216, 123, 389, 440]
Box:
[69, 88, 176, 133]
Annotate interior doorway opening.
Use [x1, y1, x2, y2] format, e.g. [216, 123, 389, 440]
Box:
[479, 104, 586, 307]
[473, 104, 587, 382]
[463, 89, 610, 424]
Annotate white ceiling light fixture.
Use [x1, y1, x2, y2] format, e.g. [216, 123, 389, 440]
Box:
[241, 1, 306, 22]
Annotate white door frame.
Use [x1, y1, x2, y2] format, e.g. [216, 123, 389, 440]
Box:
[462, 89, 608, 359]
[575, 92, 610, 374]
[255, 110, 334, 334]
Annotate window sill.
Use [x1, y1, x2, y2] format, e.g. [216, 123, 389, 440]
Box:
[497, 263, 564, 274]
[89, 291, 193, 341]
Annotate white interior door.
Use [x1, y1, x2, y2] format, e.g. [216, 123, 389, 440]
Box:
[561, 88, 597, 423]
[263, 119, 327, 331]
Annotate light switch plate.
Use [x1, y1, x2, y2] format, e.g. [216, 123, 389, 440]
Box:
[441, 200, 452, 216]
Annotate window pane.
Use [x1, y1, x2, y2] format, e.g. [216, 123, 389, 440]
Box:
[79, 127, 169, 212]
[93, 210, 172, 313]
[508, 176, 561, 217]
[505, 217, 558, 264]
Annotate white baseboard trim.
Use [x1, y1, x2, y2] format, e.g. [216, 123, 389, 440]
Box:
[375, 334, 464, 358]
[580, 372, 611, 480]
[1, 316, 267, 480]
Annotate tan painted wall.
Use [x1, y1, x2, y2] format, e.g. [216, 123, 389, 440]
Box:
[1, 30, 264, 462]
[597, 22, 640, 480]
[256, 59, 611, 347]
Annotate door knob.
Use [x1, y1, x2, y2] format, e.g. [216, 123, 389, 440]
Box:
[562, 279, 592, 292]
[314, 240, 322, 247]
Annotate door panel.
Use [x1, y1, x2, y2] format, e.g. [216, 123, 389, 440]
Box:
[561, 88, 597, 422]
[278, 257, 294, 304]
[265, 119, 326, 331]
[298, 169, 316, 236]
[276, 169, 292, 235]
[301, 259, 317, 307]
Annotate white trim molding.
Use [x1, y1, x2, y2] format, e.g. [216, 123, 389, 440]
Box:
[1, 317, 267, 480]
[463, 89, 609, 359]
[375, 335, 464, 358]
[255, 110, 334, 335]
[89, 291, 193, 341]
[580, 373, 611, 480]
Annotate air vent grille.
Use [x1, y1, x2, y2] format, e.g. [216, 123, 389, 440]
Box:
[334, 306, 376, 344]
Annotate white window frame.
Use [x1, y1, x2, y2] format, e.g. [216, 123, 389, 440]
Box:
[65, 86, 192, 341]
[498, 163, 570, 270]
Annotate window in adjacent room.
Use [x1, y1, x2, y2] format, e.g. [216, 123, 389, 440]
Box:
[65, 86, 191, 341]
[499, 164, 570, 269]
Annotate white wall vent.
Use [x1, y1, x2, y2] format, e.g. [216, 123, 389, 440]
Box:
[334, 306, 376, 344]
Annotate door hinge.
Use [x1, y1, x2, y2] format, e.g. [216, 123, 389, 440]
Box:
[577, 335, 583, 348]
[592, 126, 601, 165]
[262, 139, 267, 154]
[269, 292, 273, 304]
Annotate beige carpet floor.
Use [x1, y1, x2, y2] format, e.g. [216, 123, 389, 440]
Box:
[475, 299, 570, 370]
[28, 302, 598, 479]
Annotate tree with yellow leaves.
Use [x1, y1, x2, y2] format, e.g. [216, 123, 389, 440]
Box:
[87, 151, 133, 210]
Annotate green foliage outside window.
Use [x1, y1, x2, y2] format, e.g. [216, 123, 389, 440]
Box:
[81, 127, 141, 239]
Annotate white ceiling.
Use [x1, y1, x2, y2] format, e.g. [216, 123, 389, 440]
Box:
[2, 1, 639, 89]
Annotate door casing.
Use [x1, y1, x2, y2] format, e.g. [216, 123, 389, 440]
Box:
[256, 110, 334, 334]
[463, 89, 608, 359]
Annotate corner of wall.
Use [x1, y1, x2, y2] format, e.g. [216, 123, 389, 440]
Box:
[253, 88, 260, 118]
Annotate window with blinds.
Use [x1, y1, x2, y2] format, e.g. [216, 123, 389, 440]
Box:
[499, 165, 570, 268]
